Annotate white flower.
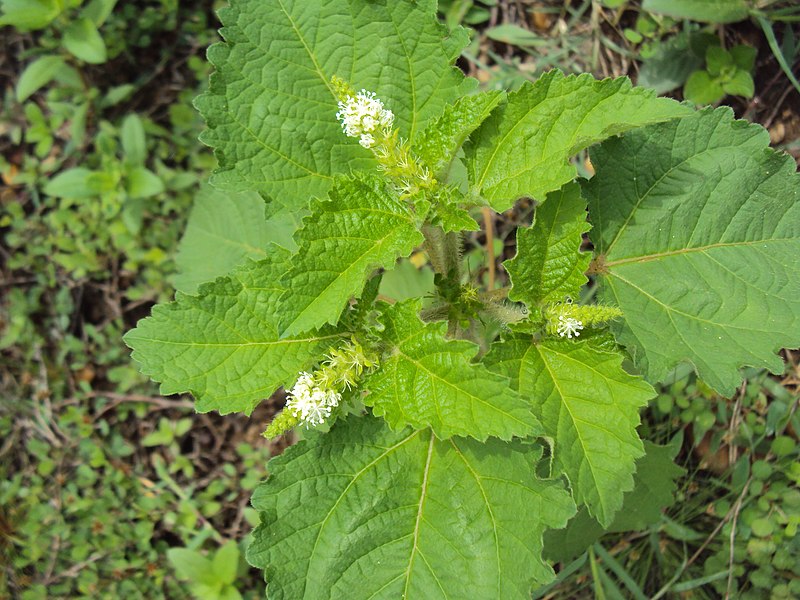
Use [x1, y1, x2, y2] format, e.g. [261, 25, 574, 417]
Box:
[557, 316, 584, 339]
[285, 372, 341, 427]
[335, 89, 394, 148]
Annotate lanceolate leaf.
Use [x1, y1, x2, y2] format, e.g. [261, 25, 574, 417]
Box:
[412, 90, 505, 178]
[584, 108, 800, 395]
[196, 0, 472, 211]
[124, 246, 345, 415]
[484, 336, 655, 526]
[278, 175, 423, 337]
[173, 184, 298, 294]
[505, 181, 591, 307]
[464, 71, 688, 211]
[248, 417, 576, 599]
[363, 301, 541, 441]
[643, 0, 750, 24]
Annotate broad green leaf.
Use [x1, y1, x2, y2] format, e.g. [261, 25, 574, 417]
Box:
[465, 71, 688, 211]
[167, 549, 218, 587]
[412, 90, 504, 177]
[196, 0, 472, 212]
[544, 439, 685, 563]
[505, 181, 591, 307]
[43, 168, 96, 198]
[62, 17, 107, 64]
[379, 260, 435, 303]
[362, 301, 540, 441]
[279, 175, 423, 337]
[212, 541, 240, 586]
[16, 56, 65, 102]
[124, 246, 345, 415]
[173, 184, 298, 294]
[584, 108, 800, 394]
[484, 336, 655, 526]
[126, 167, 164, 199]
[120, 114, 146, 166]
[684, 70, 724, 105]
[248, 416, 576, 599]
[0, 0, 60, 30]
[643, 0, 750, 24]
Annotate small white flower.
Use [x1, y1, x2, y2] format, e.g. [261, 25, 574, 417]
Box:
[557, 316, 584, 339]
[336, 89, 394, 147]
[285, 372, 341, 427]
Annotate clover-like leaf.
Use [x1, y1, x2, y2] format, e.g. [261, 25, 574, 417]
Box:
[485, 336, 655, 526]
[278, 174, 424, 337]
[196, 0, 472, 213]
[505, 181, 591, 308]
[124, 246, 345, 415]
[248, 416, 576, 599]
[584, 107, 800, 395]
[465, 70, 688, 211]
[362, 301, 541, 441]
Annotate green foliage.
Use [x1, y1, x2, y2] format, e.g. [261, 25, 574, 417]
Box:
[247, 417, 575, 599]
[643, 0, 751, 24]
[684, 44, 756, 104]
[169, 541, 244, 600]
[585, 107, 800, 394]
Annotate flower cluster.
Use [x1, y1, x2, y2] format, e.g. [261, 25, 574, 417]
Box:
[285, 372, 341, 427]
[544, 300, 623, 339]
[336, 90, 394, 148]
[556, 315, 584, 339]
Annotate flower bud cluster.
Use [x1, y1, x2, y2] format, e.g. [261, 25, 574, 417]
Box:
[544, 300, 623, 339]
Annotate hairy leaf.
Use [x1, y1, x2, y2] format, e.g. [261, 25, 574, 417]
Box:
[505, 181, 591, 307]
[465, 71, 688, 211]
[585, 108, 800, 394]
[413, 90, 504, 178]
[248, 416, 575, 599]
[173, 185, 299, 294]
[485, 336, 655, 526]
[362, 301, 540, 441]
[196, 0, 471, 212]
[544, 439, 685, 563]
[278, 175, 423, 337]
[124, 246, 344, 415]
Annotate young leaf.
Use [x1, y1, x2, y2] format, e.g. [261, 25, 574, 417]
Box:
[62, 17, 107, 64]
[464, 71, 688, 211]
[247, 417, 576, 599]
[584, 108, 800, 395]
[124, 246, 345, 415]
[278, 174, 423, 337]
[173, 185, 298, 294]
[412, 90, 505, 178]
[362, 301, 541, 441]
[505, 181, 591, 308]
[120, 114, 146, 167]
[195, 0, 472, 212]
[16, 56, 66, 102]
[484, 336, 655, 526]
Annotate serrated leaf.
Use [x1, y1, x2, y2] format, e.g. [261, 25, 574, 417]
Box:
[584, 108, 800, 394]
[464, 71, 688, 211]
[643, 0, 750, 23]
[248, 416, 575, 599]
[505, 181, 591, 307]
[124, 246, 345, 415]
[196, 0, 472, 212]
[173, 184, 298, 294]
[544, 439, 685, 563]
[484, 336, 655, 526]
[412, 90, 504, 178]
[279, 175, 423, 337]
[362, 301, 540, 441]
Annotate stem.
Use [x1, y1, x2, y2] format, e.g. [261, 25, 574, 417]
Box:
[482, 207, 496, 290]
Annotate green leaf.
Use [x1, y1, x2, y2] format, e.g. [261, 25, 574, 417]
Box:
[278, 174, 423, 337]
[62, 17, 107, 64]
[730, 44, 756, 72]
[505, 181, 591, 307]
[362, 301, 540, 441]
[484, 336, 655, 526]
[212, 541, 240, 586]
[465, 71, 688, 211]
[82, 0, 118, 27]
[248, 416, 576, 599]
[173, 184, 298, 294]
[125, 167, 164, 199]
[544, 439, 685, 563]
[120, 114, 146, 166]
[43, 168, 96, 198]
[642, 0, 750, 24]
[196, 0, 472, 212]
[168, 549, 218, 587]
[379, 260, 435, 303]
[722, 70, 754, 98]
[684, 70, 725, 104]
[16, 56, 66, 102]
[484, 24, 542, 47]
[0, 0, 61, 30]
[584, 108, 800, 394]
[124, 246, 345, 415]
[412, 91, 504, 178]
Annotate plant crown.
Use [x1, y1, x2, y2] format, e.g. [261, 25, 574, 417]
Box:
[124, 0, 800, 597]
